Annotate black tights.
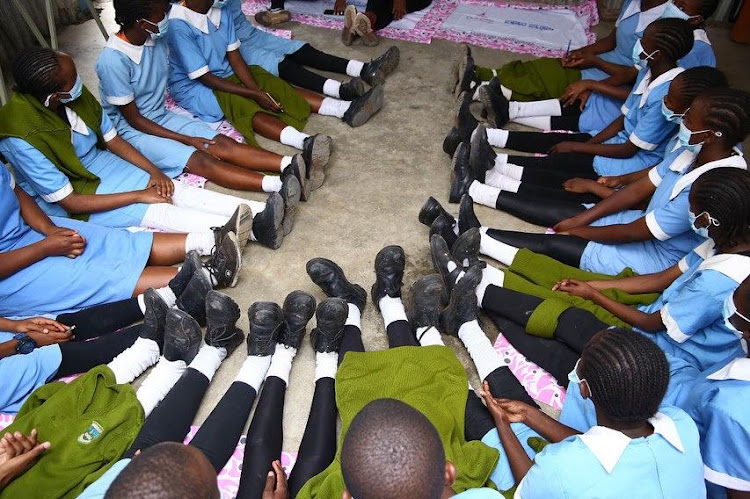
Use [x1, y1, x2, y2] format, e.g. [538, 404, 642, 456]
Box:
[278, 44, 352, 95]
[486, 228, 589, 268]
[56, 298, 143, 341]
[495, 191, 588, 227]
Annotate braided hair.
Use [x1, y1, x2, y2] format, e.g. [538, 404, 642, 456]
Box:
[673, 66, 728, 109]
[11, 46, 62, 101]
[579, 328, 669, 423]
[645, 18, 694, 62]
[694, 88, 750, 146]
[691, 168, 750, 248]
[113, 0, 152, 27]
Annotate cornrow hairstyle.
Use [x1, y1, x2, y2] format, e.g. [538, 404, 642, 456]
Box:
[645, 18, 694, 62]
[673, 66, 728, 109]
[579, 328, 669, 423]
[11, 46, 62, 101]
[691, 168, 750, 248]
[113, 0, 152, 27]
[695, 88, 750, 146]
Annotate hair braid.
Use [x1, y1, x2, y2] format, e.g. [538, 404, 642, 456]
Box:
[11, 46, 62, 101]
[647, 18, 694, 62]
[113, 0, 153, 27]
[692, 168, 750, 248]
[697, 88, 750, 146]
[674, 66, 728, 109]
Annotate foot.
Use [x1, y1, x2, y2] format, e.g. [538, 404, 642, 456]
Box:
[343, 84, 384, 127]
[458, 194, 481, 235]
[452, 227, 484, 268]
[371, 245, 405, 308]
[205, 290, 245, 356]
[353, 12, 378, 46]
[478, 83, 509, 128]
[419, 196, 452, 227]
[140, 289, 170, 348]
[283, 153, 309, 202]
[361, 46, 400, 86]
[487, 75, 504, 97]
[213, 204, 253, 251]
[252, 192, 284, 250]
[443, 127, 465, 157]
[163, 308, 203, 363]
[449, 142, 475, 203]
[310, 297, 348, 353]
[279, 175, 301, 237]
[176, 269, 213, 326]
[280, 290, 317, 349]
[254, 9, 291, 27]
[339, 77, 367, 101]
[430, 234, 463, 304]
[168, 250, 201, 297]
[469, 124, 495, 179]
[440, 264, 483, 336]
[446, 44, 471, 93]
[205, 232, 242, 288]
[429, 213, 458, 250]
[247, 301, 284, 356]
[302, 134, 332, 191]
[406, 274, 445, 331]
[453, 91, 476, 130]
[455, 54, 476, 97]
[342, 5, 358, 46]
[306, 257, 367, 312]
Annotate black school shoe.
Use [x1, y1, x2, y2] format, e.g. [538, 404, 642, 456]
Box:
[282, 153, 310, 202]
[140, 288, 170, 349]
[252, 192, 284, 250]
[339, 77, 367, 101]
[361, 46, 400, 86]
[205, 232, 242, 288]
[419, 196, 454, 227]
[168, 251, 202, 297]
[176, 269, 213, 327]
[247, 301, 284, 356]
[310, 297, 348, 353]
[213, 204, 253, 251]
[430, 234, 464, 305]
[205, 290, 245, 356]
[406, 274, 445, 333]
[458, 194, 481, 235]
[371, 245, 406, 308]
[440, 264, 483, 336]
[452, 227, 484, 269]
[306, 258, 367, 312]
[478, 80, 510, 128]
[279, 175, 301, 237]
[343, 84, 384, 127]
[279, 290, 317, 349]
[449, 142, 475, 204]
[455, 54, 476, 97]
[302, 134, 332, 191]
[163, 308, 203, 363]
[430, 214, 458, 251]
[469, 125, 496, 180]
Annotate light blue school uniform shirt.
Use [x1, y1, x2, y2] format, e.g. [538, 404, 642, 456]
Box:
[167, 4, 241, 123]
[225, 0, 304, 75]
[0, 166, 152, 318]
[96, 34, 218, 177]
[516, 406, 705, 498]
[76, 458, 131, 499]
[0, 331, 61, 413]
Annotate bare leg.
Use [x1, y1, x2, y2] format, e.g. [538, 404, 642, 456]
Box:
[294, 87, 324, 113]
[252, 113, 288, 141]
[133, 267, 179, 295]
[185, 151, 266, 192]
[206, 135, 284, 173]
[147, 233, 189, 266]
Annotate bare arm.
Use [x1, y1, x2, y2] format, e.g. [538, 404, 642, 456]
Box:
[57, 188, 164, 215]
[590, 115, 626, 144]
[118, 102, 215, 150]
[585, 80, 632, 103]
[602, 66, 639, 88]
[14, 186, 57, 236]
[589, 290, 664, 331]
[566, 216, 653, 243]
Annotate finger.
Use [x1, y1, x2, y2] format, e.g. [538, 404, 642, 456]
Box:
[6, 434, 23, 455]
[10, 442, 50, 469]
[17, 434, 35, 453]
[263, 470, 276, 493]
[272, 461, 286, 488]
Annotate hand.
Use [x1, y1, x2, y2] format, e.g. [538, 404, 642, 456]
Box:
[255, 92, 283, 113]
[137, 186, 172, 205]
[480, 383, 510, 426]
[148, 172, 174, 198]
[553, 216, 583, 233]
[496, 398, 535, 424]
[561, 51, 596, 70]
[561, 81, 592, 110]
[597, 176, 623, 188]
[0, 430, 50, 489]
[262, 460, 289, 499]
[561, 48, 589, 66]
[562, 178, 597, 194]
[548, 141, 580, 155]
[333, 0, 346, 14]
[552, 278, 597, 300]
[26, 329, 74, 346]
[12, 318, 69, 335]
[41, 230, 86, 259]
[185, 137, 216, 153]
[393, 0, 407, 19]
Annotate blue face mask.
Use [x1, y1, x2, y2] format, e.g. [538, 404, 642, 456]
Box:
[722, 294, 749, 337]
[631, 39, 658, 69]
[688, 210, 719, 238]
[661, 98, 684, 123]
[141, 16, 169, 39]
[660, 0, 696, 21]
[57, 74, 83, 104]
[678, 121, 709, 154]
[213, 0, 228, 7]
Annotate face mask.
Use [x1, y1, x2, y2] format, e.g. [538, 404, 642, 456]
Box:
[661, 98, 684, 124]
[632, 39, 659, 69]
[568, 360, 592, 397]
[678, 121, 708, 154]
[57, 74, 83, 104]
[660, 0, 695, 20]
[213, 0, 227, 7]
[688, 210, 719, 238]
[140, 16, 170, 39]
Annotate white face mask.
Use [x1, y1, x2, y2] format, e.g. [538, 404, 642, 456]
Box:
[723, 294, 750, 337]
[140, 15, 169, 39]
[688, 210, 719, 238]
[568, 359, 593, 397]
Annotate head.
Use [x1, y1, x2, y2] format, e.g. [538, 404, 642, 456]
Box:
[634, 18, 694, 70]
[184, 0, 216, 14]
[661, 0, 718, 27]
[113, 0, 171, 43]
[105, 443, 219, 499]
[341, 399, 453, 499]
[689, 168, 750, 248]
[724, 277, 750, 353]
[662, 66, 728, 123]
[574, 328, 669, 427]
[678, 88, 750, 153]
[12, 47, 81, 108]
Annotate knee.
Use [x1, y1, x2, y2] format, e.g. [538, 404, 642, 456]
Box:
[187, 151, 217, 174]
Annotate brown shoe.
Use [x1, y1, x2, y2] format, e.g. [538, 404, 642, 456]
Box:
[342, 5, 358, 46]
[353, 12, 378, 46]
[254, 9, 291, 27]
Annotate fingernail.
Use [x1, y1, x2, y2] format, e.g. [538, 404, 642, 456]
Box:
[268, 472, 274, 477]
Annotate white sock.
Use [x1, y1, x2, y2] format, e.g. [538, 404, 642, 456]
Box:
[468, 180, 500, 208]
[458, 319, 504, 380]
[346, 60, 364, 77]
[508, 99, 561, 119]
[136, 358, 187, 417]
[261, 175, 283, 193]
[484, 170, 521, 193]
[137, 294, 147, 314]
[154, 286, 178, 307]
[500, 85, 513, 100]
[479, 227, 519, 265]
[323, 79, 342, 98]
[280, 156, 293, 171]
[500, 163, 524, 181]
[185, 232, 216, 256]
[314, 351, 339, 381]
[476, 264, 506, 305]
[494, 153, 508, 168]
[279, 126, 309, 149]
[318, 97, 351, 119]
[189, 344, 227, 382]
[346, 303, 362, 329]
[512, 116, 552, 131]
[379, 296, 407, 328]
[234, 355, 272, 392]
[107, 337, 161, 384]
[266, 344, 297, 385]
[486, 128, 509, 148]
[417, 326, 444, 346]
[247, 200, 266, 216]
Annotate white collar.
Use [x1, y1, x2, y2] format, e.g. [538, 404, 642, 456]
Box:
[707, 358, 750, 381]
[670, 151, 747, 200]
[667, 148, 697, 173]
[169, 4, 221, 33]
[619, 0, 641, 24]
[698, 253, 750, 283]
[694, 28, 711, 45]
[637, 2, 669, 32]
[105, 34, 154, 65]
[579, 412, 685, 474]
[65, 107, 89, 136]
[633, 67, 684, 108]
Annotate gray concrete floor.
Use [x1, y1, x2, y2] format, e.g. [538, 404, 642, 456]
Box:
[55, 4, 750, 453]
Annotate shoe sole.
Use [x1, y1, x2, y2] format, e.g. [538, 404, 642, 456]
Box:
[254, 10, 291, 26]
[453, 91, 469, 127]
[342, 6, 357, 46]
[308, 136, 331, 191]
[353, 15, 378, 46]
[469, 125, 494, 174]
[477, 87, 496, 128]
[265, 193, 285, 249]
[224, 232, 243, 287]
[449, 143, 468, 203]
[282, 176, 301, 236]
[234, 204, 254, 251]
[346, 85, 384, 128]
[296, 156, 312, 202]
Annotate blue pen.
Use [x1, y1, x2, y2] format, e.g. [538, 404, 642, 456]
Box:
[565, 40, 571, 59]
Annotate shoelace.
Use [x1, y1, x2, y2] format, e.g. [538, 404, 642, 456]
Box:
[205, 246, 230, 286]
